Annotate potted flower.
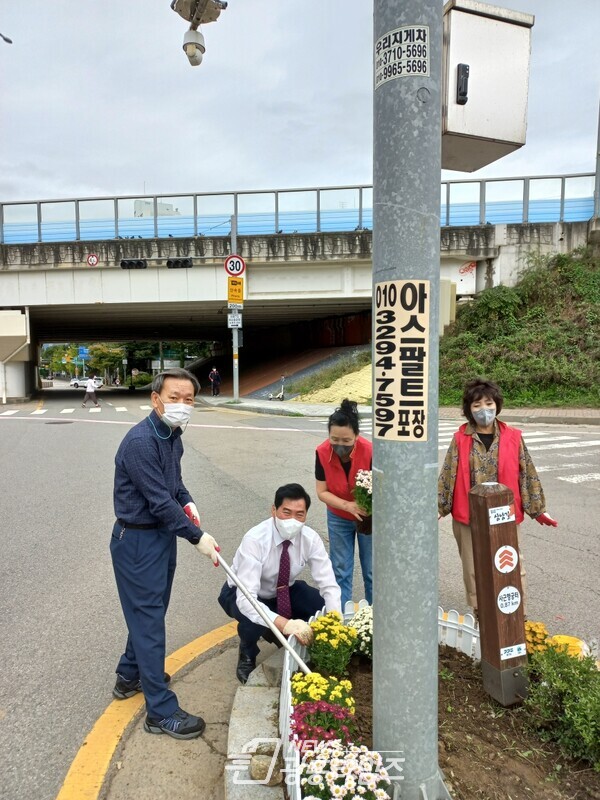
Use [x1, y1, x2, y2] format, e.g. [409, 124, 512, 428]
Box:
[309, 611, 358, 675]
[299, 739, 391, 799]
[352, 468, 372, 534]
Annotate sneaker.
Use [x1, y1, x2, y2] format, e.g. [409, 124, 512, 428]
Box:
[144, 708, 206, 740]
[113, 672, 171, 700]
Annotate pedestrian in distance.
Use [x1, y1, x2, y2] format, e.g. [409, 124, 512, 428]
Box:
[110, 368, 221, 740]
[82, 374, 100, 408]
[438, 377, 558, 617]
[315, 399, 373, 609]
[218, 483, 341, 684]
[208, 366, 221, 396]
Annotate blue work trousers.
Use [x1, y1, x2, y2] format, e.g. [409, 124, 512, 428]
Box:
[327, 508, 373, 608]
[110, 521, 178, 720]
[218, 580, 324, 660]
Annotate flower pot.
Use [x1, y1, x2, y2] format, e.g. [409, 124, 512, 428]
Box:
[356, 515, 372, 535]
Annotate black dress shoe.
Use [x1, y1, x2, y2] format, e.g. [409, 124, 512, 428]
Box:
[236, 652, 256, 684]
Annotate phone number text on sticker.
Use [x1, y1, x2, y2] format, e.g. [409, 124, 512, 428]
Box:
[375, 26, 429, 89]
[374, 280, 430, 441]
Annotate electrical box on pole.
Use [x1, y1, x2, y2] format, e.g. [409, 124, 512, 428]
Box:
[442, 0, 534, 172]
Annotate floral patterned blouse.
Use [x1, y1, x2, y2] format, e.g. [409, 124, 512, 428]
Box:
[437, 420, 546, 519]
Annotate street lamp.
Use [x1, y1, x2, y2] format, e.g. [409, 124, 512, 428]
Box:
[170, 0, 227, 66]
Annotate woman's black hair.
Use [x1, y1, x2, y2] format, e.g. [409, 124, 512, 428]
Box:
[273, 483, 311, 511]
[327, 398, 360, 434]
[462, 378, 503, 424]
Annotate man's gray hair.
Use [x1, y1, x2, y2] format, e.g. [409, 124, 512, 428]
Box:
[152, 368, 200, 395]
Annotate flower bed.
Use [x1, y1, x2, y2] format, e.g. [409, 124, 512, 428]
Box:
[281, 606, 600, 799]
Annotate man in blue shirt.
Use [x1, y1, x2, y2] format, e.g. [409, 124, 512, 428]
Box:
[111, 368, 220, 740]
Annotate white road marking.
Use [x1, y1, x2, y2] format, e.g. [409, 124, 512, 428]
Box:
[527, 441, 600, 452]
[557, 473, 600, 484]
[0, 410, 19, 416]
[140, 405, 151, 410]
[537, 462, 595, 473]
[30, 409, 47, 415]
[89, 407, 101, 413]
[60, 408, 75, 414]
[115, 407, 128, 412]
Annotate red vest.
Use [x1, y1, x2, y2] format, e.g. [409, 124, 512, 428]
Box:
[452, 421, 524, 525]
[316, 436, 372, 521]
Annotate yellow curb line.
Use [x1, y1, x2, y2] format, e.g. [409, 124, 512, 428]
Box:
[55, 621, 237, 800]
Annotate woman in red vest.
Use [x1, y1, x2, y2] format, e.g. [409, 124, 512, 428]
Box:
[315, 399, 373, 608]
[438, 378, 557, 615]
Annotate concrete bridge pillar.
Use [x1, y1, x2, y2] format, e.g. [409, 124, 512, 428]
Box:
[0, 308, 34, 403]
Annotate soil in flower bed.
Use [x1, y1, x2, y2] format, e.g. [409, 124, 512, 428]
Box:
[346, 647, 600, 800]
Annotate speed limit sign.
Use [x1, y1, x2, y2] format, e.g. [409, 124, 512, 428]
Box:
[87, 253, 99, 267]
[224, 254, 246, 277]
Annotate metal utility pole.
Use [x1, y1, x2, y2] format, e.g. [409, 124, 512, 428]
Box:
[594, 100, 600, 219]
[372, 2, 446, 798]
[230, 214, 240, 401]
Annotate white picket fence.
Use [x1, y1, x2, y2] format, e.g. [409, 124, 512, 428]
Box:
[280, 603, 480, 800]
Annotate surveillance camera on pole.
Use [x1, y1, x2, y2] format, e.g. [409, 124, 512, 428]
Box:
[183, 29, 205, 66]
[171, 0, 227, 67]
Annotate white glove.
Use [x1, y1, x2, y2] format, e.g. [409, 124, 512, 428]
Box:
[183, 502, 200, 526]
[283, 619, 313, 646]
[194, 532, 220, 566]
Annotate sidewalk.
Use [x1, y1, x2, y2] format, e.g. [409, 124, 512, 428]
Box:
[198, 395, 600, 426]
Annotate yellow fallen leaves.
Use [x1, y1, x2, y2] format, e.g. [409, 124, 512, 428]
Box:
[291, 364, 372, 404]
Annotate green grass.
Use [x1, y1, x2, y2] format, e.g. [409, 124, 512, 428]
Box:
[439, 247, 600, 408]
[286, 350, 371, 396]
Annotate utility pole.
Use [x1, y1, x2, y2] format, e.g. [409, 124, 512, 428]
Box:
[372, 2, 446, 798]
[230, 214, 240, 401]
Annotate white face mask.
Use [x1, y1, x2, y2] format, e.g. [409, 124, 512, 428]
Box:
[160, 401, 192, 428]
[275, 517, 304, 541]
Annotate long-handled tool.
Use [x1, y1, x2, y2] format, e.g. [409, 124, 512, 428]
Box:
[215, 551, 311, 675]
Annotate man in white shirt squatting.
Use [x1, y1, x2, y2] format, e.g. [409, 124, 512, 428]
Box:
[218, 483, 341, 684]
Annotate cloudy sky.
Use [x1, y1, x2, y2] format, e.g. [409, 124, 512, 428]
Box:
[0, 0, 598, 203]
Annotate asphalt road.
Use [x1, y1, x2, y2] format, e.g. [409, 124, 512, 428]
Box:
[0, 389, 598, 800]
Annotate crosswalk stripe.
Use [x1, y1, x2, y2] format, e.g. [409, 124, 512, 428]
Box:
[528, 441, 600, 452]
[0, 409, 19, 416]
[537, 462, 595, 473]
[60, 408, 75, 414]
[89, 408, 101, 413]
[557, 473, 600, 484]
[140, 405, 151, 410]
[115, 407, 128, 412]
[30, 409, 47, 415]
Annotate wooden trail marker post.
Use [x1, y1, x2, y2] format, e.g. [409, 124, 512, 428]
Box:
[469, 482, 528, 706]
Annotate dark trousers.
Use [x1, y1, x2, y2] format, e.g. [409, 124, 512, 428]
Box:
[110, 522, 178, 719]
[82, 391, 98, 405]
[218, 580, 324, 659]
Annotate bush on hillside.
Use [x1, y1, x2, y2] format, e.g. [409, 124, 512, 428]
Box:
[440, 247, 600, 407]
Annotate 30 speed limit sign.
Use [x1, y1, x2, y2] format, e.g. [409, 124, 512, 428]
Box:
[224, 254, 246, 277]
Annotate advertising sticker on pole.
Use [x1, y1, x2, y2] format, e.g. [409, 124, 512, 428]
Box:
[373, 279, 430, 441]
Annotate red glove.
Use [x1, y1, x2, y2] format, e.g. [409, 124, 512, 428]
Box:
[535, 513, 558, 527]
[183, 502, 200, 527]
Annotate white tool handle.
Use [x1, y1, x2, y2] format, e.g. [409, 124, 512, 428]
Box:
[216, 552, 311, 675]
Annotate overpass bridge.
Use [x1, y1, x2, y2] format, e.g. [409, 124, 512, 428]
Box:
[1, 173, 597, 401]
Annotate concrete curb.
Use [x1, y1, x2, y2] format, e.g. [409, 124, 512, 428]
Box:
[197, 396, 600, 425]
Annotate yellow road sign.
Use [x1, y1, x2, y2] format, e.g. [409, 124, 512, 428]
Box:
[228, 276, 244, 305]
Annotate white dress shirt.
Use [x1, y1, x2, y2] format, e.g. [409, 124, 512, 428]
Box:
[227, 517, 342, 627]
[85, 378, 96, 393]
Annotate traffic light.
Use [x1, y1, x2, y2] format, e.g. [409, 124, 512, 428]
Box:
[120, 259, 148, 269]
[167, 258, 193, 268]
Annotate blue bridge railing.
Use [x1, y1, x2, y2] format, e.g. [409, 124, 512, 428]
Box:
[0, 173, 594, 245]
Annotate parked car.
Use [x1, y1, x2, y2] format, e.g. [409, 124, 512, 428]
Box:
[70, 377, 103, 389]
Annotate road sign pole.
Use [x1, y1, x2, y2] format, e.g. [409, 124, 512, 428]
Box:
[372, 2, 444, 799]
[230, 214, 239, 401]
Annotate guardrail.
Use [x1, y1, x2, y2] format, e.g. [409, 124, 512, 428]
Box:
[0, 173, 594, 245]
[280, 603, 480, 799]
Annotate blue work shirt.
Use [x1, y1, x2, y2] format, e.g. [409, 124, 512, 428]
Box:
[113, 409, 200, 541]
